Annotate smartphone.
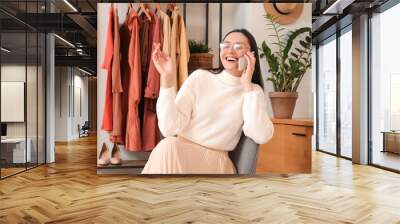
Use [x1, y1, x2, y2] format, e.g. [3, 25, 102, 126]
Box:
[238, 56, 247, 71]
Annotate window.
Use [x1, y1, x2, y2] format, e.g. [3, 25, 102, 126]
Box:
[0, 0, 47, 179]
[317, 36, 337, 155]
[316, 26, 353, 159]
[340, 28, 352, 158]
[370, 2, 400, 171]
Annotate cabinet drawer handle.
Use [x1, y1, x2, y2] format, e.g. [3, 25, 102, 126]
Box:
[292, 132, 306, 137]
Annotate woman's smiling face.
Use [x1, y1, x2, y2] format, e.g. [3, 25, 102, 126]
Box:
[220, 32, 251, 75]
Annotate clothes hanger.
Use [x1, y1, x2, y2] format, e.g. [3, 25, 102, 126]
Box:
[113, 2, 118, 15]
[167, 3, 176, 11]
[138, 3, 152, 21]
[154, 3, 161, 14]
[166, 3, 176, 16]
[127, 3, 132, 14]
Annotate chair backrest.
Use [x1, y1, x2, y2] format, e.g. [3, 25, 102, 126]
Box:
[228, 133, 260, 174]
[82, 121, 90, 129]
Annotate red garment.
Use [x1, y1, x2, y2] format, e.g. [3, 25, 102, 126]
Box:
[117, 9, 133, 145]
[142, 13, 163, 151]
[138, 13, 151, 136]
[124, 11, 143, 151]
[101, 6, 114, 132]
[109, 7, 124, 144]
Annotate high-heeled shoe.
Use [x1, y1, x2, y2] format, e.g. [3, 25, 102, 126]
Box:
[110, 144, 122, 165]
[98, 143, 110, 166]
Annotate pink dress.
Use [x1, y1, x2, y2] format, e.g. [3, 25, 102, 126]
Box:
[124, 11, 143, 151]
[142, 12, 163, 151]
[100, 6, 114, 132]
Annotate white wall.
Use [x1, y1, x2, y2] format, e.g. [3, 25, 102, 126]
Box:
[188, 3, 313, 118]
[46, 32, 55, 163]
[1, 65, 28, 140]
[1, 65, 38, 137]
[54, 66, 89, 141]
[55, 66, 69, 141]
[1, 64, 46, 163]
[214, 3, 313, 118]
[186, 4, 207, 43]
[72, 72, 89, 138]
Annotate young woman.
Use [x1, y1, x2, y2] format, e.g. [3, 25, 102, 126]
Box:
[142, 29, 274, 174]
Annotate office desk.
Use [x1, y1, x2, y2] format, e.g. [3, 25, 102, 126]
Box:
[381, 131, 400, 154]
[256, 118, 314, 174]
[1, 138, 31, 163]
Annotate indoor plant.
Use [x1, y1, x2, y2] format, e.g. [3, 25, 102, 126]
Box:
[188, 40, 213, 73]
[259, 13, 312, 119]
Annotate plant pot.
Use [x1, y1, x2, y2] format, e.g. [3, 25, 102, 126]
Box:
[188, 53, 213, 73]
[269, 92, 298, 119]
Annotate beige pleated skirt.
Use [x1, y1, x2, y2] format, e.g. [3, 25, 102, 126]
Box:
[141, 136, 236, 174]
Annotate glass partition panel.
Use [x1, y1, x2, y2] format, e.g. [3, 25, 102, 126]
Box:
[339, 28, 352, 158]
[27, 31, 38, 169]
[317, 36, 337, 155]
[1, 31, 27, 178]
[371, 4, 400, 171]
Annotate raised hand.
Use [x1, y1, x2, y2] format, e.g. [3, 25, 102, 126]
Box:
[152, 43, 176, 88]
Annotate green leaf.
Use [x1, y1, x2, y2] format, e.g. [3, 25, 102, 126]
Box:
[188, 40, 211, 53]
[300, 40, 308, 48]
[295, 48, 305, 54]
[282, 27, 311, 63]
[261, 14, 312, 91]
[268, 34, 279, 37]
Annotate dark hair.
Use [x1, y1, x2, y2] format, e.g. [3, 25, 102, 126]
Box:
[210, 29, 264, 89]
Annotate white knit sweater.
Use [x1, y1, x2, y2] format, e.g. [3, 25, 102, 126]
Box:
[156, 69, 274, 151]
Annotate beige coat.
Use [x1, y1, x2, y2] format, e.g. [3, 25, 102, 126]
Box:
[159, 10, 171, 56]
[170, 7, 190, 90]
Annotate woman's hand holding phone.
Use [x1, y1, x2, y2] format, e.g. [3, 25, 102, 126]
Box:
[152, 43, 176, 88]
[238, 56, 247, 72]
[240, 51, 256, 92]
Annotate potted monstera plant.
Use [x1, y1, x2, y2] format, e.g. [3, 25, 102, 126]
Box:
[188, 40, 213, 73]
[259, 13, 312, 119]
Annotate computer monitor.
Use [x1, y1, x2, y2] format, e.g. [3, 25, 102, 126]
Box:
[1, 123, 7, 137]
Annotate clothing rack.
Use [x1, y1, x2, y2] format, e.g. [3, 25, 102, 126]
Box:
[98, 3, 226, 173]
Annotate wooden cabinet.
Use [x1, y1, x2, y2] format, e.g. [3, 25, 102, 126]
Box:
[256, 118, 314, 174]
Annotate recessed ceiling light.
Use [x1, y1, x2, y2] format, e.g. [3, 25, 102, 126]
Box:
[322, 0, 354, 14]
[54, 34, 75, 48]
[1, 47, 11, 53]
[77, 67, 93, 76]
[323, 0, 341, 14]
[63, 0, 78, 12]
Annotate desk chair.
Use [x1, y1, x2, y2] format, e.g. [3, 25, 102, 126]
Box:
[228, 133, 259, 174]
[78, 121, 90, 138]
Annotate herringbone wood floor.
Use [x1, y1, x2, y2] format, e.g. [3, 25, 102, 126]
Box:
[1, 135, 400, 224]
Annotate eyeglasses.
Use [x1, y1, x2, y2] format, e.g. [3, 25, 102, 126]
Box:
[219, 42, 247, 51]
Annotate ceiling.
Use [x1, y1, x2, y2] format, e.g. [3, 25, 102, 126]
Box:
[311, 0, 390, 43]
[0, 0, 97, 74]
[0, 0, 396, 75]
